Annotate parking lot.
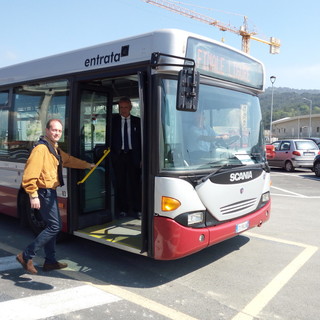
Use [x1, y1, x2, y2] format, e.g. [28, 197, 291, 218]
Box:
[0, 168, 319, 320]
[244, 168, 320, 319]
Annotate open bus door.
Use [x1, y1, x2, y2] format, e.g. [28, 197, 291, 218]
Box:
[72, 80, 145, 255]
[73, 86, 113, 231]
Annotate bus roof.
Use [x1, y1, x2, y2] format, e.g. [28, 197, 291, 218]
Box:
[0, 29, 264, 89]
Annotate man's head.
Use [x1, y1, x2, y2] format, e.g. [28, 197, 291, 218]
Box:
[46, 119, 63, 143]
[118, 97, 132, 118]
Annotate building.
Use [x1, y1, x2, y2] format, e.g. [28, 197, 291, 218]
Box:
[271, 114, 320, 140]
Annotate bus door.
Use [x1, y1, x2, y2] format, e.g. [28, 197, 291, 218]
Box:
[75, 86, 113, 230]
[72, 75, 146, 256]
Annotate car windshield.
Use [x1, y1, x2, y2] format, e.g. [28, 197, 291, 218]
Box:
[295, 140, 318, 150]
[159, 79, 265, 171]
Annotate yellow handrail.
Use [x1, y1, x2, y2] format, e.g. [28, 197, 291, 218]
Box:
[77, 148, 111, 185]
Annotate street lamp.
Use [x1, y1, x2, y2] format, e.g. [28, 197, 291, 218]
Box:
[269, 76, 276, 142]
[302, 98, 312, 137]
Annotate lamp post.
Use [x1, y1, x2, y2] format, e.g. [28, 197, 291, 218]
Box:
[269, 76, 276, 142]
[303, 98, 312, 137]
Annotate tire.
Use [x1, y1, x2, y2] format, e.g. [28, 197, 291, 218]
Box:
[284, 160, 295, 172]
[314, 162, 320, 177]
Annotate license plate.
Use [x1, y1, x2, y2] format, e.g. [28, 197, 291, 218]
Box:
[304, 152, 314, 156]
[236, 220, 249, 233]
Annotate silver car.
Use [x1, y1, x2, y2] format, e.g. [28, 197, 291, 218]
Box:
[268, 139, 320, 172]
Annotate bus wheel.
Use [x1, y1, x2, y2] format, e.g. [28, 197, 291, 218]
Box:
[285, 160, 294, 172]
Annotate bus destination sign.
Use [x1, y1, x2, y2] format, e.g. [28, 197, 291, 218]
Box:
[186, 37, 264, 90]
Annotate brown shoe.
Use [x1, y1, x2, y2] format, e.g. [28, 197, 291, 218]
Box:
[16, 252, 38, 274]
[43, 261, 68, 272]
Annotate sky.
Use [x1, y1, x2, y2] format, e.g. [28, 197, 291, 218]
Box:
[1, 0, 319, 90]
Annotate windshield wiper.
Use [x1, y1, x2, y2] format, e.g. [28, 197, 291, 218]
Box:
[196, 163, 230, 185]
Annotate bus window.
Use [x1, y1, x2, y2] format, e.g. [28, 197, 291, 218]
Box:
[160, 81, 263, 170]
[9, 80, 69, 161]
[160, 78, 187, 169]
[0, 91, 9, 158]
[80, 90, 108, 157]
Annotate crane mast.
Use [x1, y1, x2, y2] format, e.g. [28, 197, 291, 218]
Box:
[143, 0, 280, 54]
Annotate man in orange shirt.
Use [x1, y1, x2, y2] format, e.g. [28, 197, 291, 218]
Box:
[16, 119, 94, 274]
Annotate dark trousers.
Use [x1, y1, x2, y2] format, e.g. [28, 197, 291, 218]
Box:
[23, 188, 62, 264]
[113, 151, 141, 215]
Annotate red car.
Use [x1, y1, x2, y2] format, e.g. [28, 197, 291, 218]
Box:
[266, 144, 276, 160]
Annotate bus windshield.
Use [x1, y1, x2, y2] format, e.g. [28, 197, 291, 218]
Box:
[160, 79, 264, 171]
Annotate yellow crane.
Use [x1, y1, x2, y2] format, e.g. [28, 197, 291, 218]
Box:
[143, 0, 280, 54]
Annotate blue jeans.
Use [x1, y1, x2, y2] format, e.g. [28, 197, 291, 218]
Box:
[23, 188, 62, 264]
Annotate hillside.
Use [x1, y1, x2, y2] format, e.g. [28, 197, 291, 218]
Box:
[259, 88, 320, 130]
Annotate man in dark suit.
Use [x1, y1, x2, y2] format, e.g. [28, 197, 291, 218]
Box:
[111, 97, 141, 218]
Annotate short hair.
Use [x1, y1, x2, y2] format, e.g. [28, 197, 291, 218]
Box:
[46, 119, 63, 129]
[118, 97, 132, 104]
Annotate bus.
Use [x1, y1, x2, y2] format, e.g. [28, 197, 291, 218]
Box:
[0, 29, 271, 260]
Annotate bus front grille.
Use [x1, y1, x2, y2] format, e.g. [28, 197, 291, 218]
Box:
[220, 198, 256, 215]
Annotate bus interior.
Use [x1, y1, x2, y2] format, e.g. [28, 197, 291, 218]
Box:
[73, 73, 144, 254]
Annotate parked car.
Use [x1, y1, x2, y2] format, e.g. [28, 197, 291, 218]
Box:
[305, 137, 320, 148]
[267, 139, 320, 172]
[313, 155, 320, 177]
[265, 144, 276, 159]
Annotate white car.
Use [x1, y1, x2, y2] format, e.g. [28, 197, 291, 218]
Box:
[268, 139, 320, 171]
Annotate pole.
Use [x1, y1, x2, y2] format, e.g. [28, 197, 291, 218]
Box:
[309, 100, 312, 138]
[302, 98, 312, 138]
[77, 148, 111, 185]
[269, 76, 276, 142]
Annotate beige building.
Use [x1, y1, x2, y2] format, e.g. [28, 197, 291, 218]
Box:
[270, 114, 320, 140]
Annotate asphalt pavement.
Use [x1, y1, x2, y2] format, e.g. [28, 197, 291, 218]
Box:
[0, 168, 319, 320]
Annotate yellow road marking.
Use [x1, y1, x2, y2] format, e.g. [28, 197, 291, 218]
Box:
[87, 282, 198, 320]
[1, 231, 317, 320]
[232, 232, 318, 320]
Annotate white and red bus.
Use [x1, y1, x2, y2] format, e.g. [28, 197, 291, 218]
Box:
[0, 29, 270, 260]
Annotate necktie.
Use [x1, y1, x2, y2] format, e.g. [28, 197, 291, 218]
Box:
[124, 118, 129, 151]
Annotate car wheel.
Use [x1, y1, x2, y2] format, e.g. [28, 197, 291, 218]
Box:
[314, 162, 320, 177]
[284, 160, 295, 172]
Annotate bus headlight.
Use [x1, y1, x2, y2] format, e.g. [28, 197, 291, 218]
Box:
[188, 212, 204, 225]
[261, 191, 270, 203]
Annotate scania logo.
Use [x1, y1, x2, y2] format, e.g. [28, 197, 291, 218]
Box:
[230, 171, 253, 182]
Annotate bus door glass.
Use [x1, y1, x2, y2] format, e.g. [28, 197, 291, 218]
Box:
[77, 88, 113, 229]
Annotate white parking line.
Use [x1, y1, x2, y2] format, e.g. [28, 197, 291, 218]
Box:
[0, 250, 197, 320]
[89, 283, 198, 320]
[231, 232, 318, 320]
[1, 233, 317, 320]
[0, 285, 121, 320]
[271, 185, 320, 198]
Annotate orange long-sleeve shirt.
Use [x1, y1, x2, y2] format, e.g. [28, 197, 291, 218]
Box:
[22, 141, 91, 198]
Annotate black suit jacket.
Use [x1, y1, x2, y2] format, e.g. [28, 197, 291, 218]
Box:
[111, 113, 141, 167]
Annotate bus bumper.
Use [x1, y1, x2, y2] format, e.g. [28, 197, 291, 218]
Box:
[153, 200, 271, 260]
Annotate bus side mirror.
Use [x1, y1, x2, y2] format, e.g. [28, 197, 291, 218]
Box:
[176, 69, 199, 112]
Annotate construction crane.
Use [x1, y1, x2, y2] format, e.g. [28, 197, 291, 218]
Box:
[143, 0, 280, 54]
